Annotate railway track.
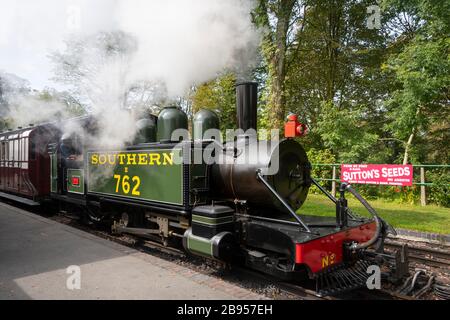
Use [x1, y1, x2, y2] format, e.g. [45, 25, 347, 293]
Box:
[383, 240, 450, 299]
[19, 206, 433, 300]
[385, 240, 450, 269]
[235, 266, 413, 300]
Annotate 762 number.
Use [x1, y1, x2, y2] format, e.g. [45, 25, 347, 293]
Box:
[114, 174, 141, 196]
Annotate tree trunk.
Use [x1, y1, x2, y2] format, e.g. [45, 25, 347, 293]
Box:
[403, 107, 421, 164]
[266, 0, 296, 131]
[403, 131, 415, 165]
[325, 1, 342, 103]
[268, 70, 286, 130]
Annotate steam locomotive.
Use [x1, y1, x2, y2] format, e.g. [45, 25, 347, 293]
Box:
[0, 82, 408, 295]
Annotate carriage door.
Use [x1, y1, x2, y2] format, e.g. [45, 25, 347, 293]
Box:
[48, 144, 58, 193]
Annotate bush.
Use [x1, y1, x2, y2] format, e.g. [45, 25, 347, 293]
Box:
[307, 148, 336, 194]
[428, 170, 450, 207]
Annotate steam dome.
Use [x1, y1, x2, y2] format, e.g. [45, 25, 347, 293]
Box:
[157, 106, 188, 142]
[193, 109, 220, 141]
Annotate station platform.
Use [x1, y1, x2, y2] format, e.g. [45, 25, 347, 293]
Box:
[0, 202, 264, 300]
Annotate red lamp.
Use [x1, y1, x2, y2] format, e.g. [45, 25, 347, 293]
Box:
[285, 114, 308, 138]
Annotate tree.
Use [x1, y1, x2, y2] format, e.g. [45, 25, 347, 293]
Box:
[316, 101, 379, 163]
[253, 0, 306, 131]
[39, 89, 86, 118]
[282, 0, 394, 162]
[50, 31, 159, 112]
[384, 0, 450, 164]
[191, 73, 237, 131]
[0, 71, 30, 131]
[0, 70, 30, 107]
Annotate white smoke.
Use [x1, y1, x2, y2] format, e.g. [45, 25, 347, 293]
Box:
[0, 0, 260, 149]
[117, 0, 260, 96]
[0, 0, 116, 88]
[6, 95, 67, 128]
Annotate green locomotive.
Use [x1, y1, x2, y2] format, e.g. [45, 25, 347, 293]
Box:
[1, 82, 409, 295]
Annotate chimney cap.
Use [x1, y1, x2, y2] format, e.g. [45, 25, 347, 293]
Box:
[236, 81, 258, 87]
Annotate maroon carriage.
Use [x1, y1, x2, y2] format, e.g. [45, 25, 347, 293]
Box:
[0, 124, 58, 204]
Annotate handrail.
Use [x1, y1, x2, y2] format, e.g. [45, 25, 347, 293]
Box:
[341, 183, 383, 251]
[256, 169, 313, 234]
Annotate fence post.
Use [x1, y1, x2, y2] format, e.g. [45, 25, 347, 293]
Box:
[331, 165, 337, 197]
[420, 166, 427, 206]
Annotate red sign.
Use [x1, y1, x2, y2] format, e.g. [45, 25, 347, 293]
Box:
[71, 177, 80, 186]
[340, 164, 413, 186]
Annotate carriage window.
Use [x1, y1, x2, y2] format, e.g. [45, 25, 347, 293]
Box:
[20, 139, 23, 162]
[14, 139, 19, 162]
[0, 142, 3, 166]
[3, 142, 8, 163]
[22, 138, 28, 169]
[21, 138, 24, 162]
[24, 138, 28, 162]
[30, 140, 36, 160]
[14, 140, 17, 164]
[19, 138, 23, 163]
[9, 140, 13, 162]
[18, 139, 22, 162]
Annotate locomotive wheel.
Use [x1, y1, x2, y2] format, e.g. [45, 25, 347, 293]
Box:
[84, 207, 105, 224]
[121, 212, 131, 227]
[119, 212, 143, 228]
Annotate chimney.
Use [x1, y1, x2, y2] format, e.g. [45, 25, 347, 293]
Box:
[236, 82, 258, 133]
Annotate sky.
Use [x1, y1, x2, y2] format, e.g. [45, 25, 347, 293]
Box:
[0, 0, 116, 90]
[0, 0, 259, 96]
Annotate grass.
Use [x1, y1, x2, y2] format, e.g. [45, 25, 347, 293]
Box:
[298, 193, 450, 235]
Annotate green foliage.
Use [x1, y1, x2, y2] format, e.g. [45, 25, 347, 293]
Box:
[283, 0, 398, 163]
[316, 102, 379, 163]
[36, 89, 87, 119]
[253, 0, 300, 130]
[428, 170, 450, 207]
[307, 148, 336, 168]
[306, 148, 336, 194]
[383, 0, 450, 164]
[386, 38, 449, 136]
[191, 73, 237, 132]
[0, 119, 10, 131]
